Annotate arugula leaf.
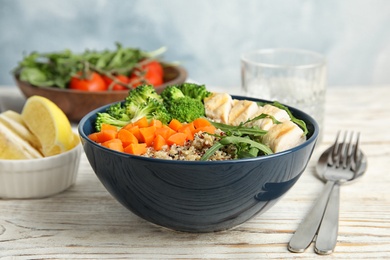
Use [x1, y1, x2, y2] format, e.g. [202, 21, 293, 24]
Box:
[200, 119, 273, 161]
[210, 120, 267, 137]
[271, 101, 308, 135]
[200, 136, 273, 161]
[243, 113, 281, 125]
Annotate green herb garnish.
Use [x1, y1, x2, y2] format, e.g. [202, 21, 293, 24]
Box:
[271, 101, 308, 135]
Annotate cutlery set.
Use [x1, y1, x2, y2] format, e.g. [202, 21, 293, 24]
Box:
[288, 131, 367, 255]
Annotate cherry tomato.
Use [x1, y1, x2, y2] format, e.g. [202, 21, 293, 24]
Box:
[142, 60, 163, 77]
[145, 70, 164, 86]
[129, 70, 163, 88]
[129, 60, 164, 88]
[69, 72, 107, 91]
[102, 74, 129, 91]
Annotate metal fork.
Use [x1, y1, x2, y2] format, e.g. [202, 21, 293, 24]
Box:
[288, 131, 364, 254]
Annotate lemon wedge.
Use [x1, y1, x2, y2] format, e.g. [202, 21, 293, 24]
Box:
[21, 95, 76, 157]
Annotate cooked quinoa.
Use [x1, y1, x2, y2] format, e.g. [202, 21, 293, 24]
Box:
[142, 129, 235, 161]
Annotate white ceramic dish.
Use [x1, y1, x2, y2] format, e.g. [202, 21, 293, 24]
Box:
[0, 135, 82, 199]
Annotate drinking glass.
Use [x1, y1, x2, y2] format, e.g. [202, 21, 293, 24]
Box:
[241, 48, 327, 141]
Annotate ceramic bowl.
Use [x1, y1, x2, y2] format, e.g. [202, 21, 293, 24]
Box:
[14, 65, 187, 122]
[0, 134, 82, 199]
[78, 96, 319, 233]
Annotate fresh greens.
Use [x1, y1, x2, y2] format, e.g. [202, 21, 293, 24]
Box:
[200, 104, 308, 160]
[200, 119, 274, 161]
[201, 136, 273, 161]
[14, 43, 166, 89]
[270, 101, 308, 135]
[210, 120, 267, 137]
[256, 101, 308, 135]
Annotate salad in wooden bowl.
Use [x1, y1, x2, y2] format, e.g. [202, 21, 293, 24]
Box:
[13, 43, 187, 121]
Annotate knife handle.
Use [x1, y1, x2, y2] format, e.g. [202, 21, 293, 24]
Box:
[288, 181, 335, 253]
[315, 183, 340, 255]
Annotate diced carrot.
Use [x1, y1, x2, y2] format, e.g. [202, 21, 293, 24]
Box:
[193, 118, 211, 129]
[102, 138, 121, 146]
[178, 124, 194, 141]
[97, 129, 118, 143]
[102, 139, 124, 152]
[194, 125, 216, 135]
[149, 119, 163, 128]
[88, 132, 100, 142]
[118, 128, 138, 147]
[186, 122, 196, 134]
[124, 143, 147, 155]
[101, 123, 118, 132]
[164, 125, 177, 135]
[123, 123, 134, 130]
[153, 134, 167, 151]
[133, 116, 149, 128]
[139, 125, 156, 146]
[167, 132, 187, 146]
[155, 125, 176, 140]
[154, 127, 169, 140]
[168, 119, 183, 132]
[127, 125, 142, 140]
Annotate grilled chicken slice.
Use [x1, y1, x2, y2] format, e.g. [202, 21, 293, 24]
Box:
[262, 121, 306, 153]
[204, 93, 233, 124]
[228, 100, 259, 126]
[248, 104, 291, 130]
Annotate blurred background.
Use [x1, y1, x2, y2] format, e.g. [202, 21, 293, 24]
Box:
[1, 0, 390, 91]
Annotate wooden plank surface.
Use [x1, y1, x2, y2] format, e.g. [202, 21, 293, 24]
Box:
[1, 86, 389, 259]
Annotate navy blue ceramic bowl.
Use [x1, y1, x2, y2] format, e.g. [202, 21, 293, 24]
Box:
[78, 96, 319, 233]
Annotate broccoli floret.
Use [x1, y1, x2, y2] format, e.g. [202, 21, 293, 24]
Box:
[124, 84, 163, 117]
[95, 112, 130, 131]
[166, 96, 205, 123]
[125, 84, 163, 105]
[106, 102, 130, 121]
[94, 85, 171, 131]
[161, 84, 208, 122]
[160, 85, 185, 103]
[130, 98, 171, 124]
[95, 102, 131, 131]
[175, 83, 211, 101]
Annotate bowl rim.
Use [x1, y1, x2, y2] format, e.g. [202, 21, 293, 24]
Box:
[78, 95, 319, 165]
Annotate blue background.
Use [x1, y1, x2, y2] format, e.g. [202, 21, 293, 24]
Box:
[1, 0, 390, 90]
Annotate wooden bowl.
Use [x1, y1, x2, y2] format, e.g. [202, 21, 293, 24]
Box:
[15, 65, 187, 122]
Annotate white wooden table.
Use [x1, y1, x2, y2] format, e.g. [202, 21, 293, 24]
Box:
[1, 86, 389, 259]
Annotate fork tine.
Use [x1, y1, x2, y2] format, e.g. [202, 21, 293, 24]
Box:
[328, 131, 358, 170]
[354, 132, 361, 163]
[351, 132, 361, 175]
[343, 132, 354, 169]
[328, 131, 341, 166]
[338, 131, 349, 168]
